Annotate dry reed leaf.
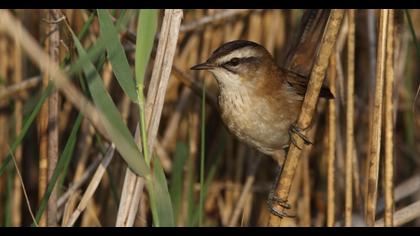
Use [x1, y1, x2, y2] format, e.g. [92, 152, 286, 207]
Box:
[365, 9, 389, 226]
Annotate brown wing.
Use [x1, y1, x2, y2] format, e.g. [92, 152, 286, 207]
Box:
[283, 9, 331, 78]
[284, 70, 334, 99]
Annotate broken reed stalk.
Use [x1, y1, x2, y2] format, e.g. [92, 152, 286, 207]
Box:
[327, 52, 337, 227]
[384, 9, 395, 227]
[46, 9, 61, 227]
[365, 9, 388, 227]
[345, 9, 355, 227]
[267, 9, 344, 226]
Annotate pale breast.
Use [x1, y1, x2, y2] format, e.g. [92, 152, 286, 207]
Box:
[218, 86, 300, 155]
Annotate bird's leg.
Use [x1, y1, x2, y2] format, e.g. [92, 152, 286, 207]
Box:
[267, 124, 311, 218]
[288, 123, 312, 150]
[267, 164, 296, 218]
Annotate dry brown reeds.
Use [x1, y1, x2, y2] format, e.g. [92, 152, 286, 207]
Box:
[0, 9, 418, 227]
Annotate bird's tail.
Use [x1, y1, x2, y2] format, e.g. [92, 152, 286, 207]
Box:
[283, 9, 331, 78]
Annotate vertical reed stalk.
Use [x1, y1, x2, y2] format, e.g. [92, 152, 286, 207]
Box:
[47, 9, 61, 227]
[345, 9, 355, 227]
[384, 9, 395, 227]
[365, 9, 388, 227]
[300, 121, 318, 227]
[267, 9, 344, 227]
[327, 52, 337, 227]
[38, 9, 49, 226]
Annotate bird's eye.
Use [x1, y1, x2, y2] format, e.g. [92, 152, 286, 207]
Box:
[227, 58, 240, 66]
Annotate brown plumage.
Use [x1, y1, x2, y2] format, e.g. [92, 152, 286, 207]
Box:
[191, 10, 333, 157]
[284, 9, 332, 77]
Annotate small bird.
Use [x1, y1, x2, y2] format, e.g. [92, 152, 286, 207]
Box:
[191, 10, 333, 218]
[191, 40, 333, 218]
[191, 40, 333, 159]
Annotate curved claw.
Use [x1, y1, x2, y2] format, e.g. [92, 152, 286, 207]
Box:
[269, 195, 291, 209]
[268, 205, 288, 218]
[267, 197, 296, 218]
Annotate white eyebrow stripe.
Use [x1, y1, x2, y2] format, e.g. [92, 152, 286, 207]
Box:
[216, 47, 260, 64]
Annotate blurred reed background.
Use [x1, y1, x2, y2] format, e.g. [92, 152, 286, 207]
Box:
[0, 9, 419, 227]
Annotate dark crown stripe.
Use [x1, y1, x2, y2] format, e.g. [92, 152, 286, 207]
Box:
[208, 40, 261, 62]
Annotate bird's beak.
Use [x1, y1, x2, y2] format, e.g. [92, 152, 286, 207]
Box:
[190, 62, 216, 71]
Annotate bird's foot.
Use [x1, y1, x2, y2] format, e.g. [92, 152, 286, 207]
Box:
[267, 191, 296, 218]
[288, 123, 312, 150]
